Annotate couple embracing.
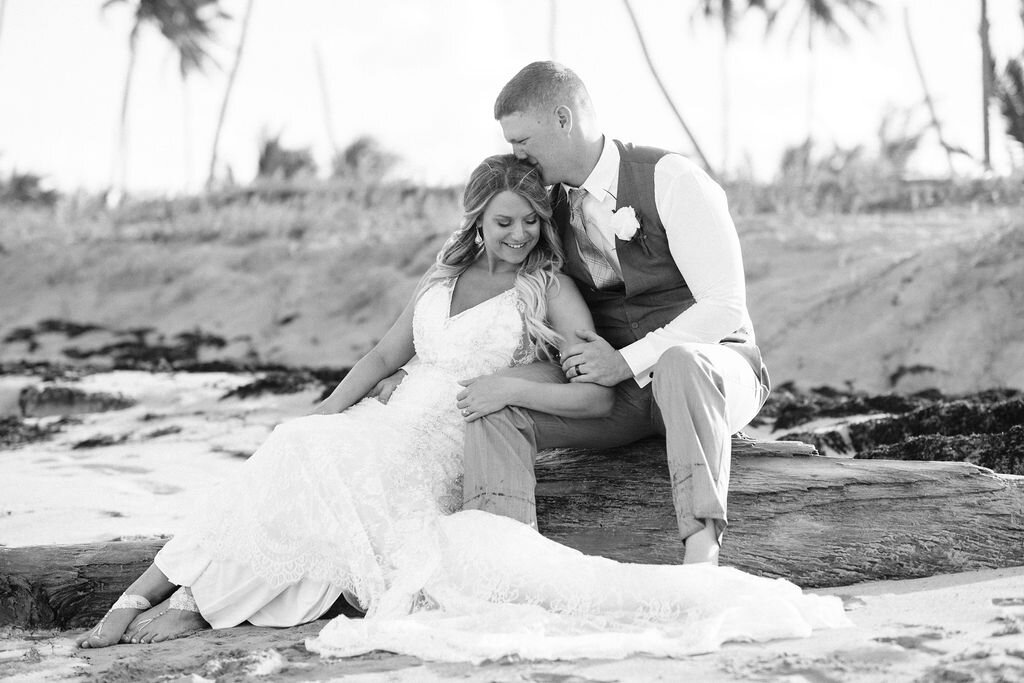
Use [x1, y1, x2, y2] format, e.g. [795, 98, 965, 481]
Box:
[77, 62, 842, 660]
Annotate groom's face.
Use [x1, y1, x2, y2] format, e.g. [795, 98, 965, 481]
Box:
[499, 108, 571, 186]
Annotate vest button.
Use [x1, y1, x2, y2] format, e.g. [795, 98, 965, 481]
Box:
[630, 322, 639, 329]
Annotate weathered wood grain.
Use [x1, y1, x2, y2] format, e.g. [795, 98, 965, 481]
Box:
[537, 438, 1024, 587]
[3, 438, 1023, 629]
[0, 539, 166, 629]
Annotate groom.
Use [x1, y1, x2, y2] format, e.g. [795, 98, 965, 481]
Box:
[459, 61, 770, 564]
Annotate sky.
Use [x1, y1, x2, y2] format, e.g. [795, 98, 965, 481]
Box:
[1, 0, 1022, 194]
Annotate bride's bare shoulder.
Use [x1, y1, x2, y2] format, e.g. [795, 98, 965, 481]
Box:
[547, 273, 582, 298]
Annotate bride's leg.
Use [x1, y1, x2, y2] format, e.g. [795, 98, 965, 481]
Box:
[75, 564, 176, 648]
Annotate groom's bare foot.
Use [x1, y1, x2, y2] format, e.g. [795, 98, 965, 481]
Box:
[683, 523, 720, 565]
[125, 597, 209, 644]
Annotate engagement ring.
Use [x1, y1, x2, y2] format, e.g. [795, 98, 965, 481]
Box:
[462, 409, 470, 417]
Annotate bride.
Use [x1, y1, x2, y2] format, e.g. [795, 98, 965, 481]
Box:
[77, 155, 847, 659]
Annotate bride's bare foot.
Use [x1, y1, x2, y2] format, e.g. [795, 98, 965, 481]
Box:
[121, 601, 167, 643]
[75, 594, 152, 649]
[127, 588, 209, 644]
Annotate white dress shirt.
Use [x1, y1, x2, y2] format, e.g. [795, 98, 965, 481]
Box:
[564, 137, 752, 388]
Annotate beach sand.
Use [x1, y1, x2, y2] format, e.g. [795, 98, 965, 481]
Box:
[1, 567, 1021, 681]
[2, 371, 1023, 681]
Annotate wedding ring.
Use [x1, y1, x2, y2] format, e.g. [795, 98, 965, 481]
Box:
[462, 409, 470, 417]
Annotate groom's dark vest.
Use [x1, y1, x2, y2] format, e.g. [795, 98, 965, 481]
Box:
[553, 140, 766, 384]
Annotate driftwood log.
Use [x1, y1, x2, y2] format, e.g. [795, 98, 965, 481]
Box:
[3, 437, 1024, 629]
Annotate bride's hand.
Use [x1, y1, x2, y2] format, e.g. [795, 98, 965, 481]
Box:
[366, 369, 407, 404]
[456, 376, 521, 422]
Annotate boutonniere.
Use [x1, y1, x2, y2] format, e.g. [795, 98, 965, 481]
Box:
[609, 206, 651, 255]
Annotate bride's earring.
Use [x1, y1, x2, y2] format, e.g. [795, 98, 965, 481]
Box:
[474, 225, 484, 247]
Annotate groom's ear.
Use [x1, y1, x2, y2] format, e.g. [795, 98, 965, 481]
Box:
[554, 105, 573, 131]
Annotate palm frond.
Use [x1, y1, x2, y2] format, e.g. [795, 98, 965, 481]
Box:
[104, 0, 228, 78]
[771, 0, 883, 45]
[999, 58, 1024, 149]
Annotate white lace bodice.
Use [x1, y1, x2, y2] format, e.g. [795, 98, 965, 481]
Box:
[413, 277, 536, 377]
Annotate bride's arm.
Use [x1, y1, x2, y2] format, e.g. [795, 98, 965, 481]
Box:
[312, 291, 417, 415]
[457, 275, 615, 420]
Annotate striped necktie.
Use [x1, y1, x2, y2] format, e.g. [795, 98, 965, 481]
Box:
[569, 188, 619, 289]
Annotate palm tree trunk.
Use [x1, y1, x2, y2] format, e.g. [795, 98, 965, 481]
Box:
[111, 23, 140, 206]
[207, 0, 254, 191]
[548, 0, 557, 60]
[806, 15, 815, 149]
[902, 5, 956, 176]
[182, 78, 193, 192]
[720, 34, 731, 174]
[0, 0, 8, 51]
[980, 0, 993, 169]
[621, 0, 716, 177]
[313, 45, 339, 157]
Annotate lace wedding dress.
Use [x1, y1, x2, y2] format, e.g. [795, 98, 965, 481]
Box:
[156, 276, 849, 660]
[155, 277, 536, 626]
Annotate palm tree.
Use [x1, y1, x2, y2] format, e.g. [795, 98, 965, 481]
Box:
[548, 0, 557, 60]
[103, 0, 225, 202]
[207, 0, 254, 190]
[980, 0, 995, 169]
[694, 1, 771, 174]
[0, 0, 8, 52]
[902, 4, 957, 176]
[996, 0, 1024, 158]
[621, 0, 715, 177]
[769, 0, 883, 144]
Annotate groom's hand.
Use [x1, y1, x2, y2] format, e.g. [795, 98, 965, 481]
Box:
[561, 330, 631, 387]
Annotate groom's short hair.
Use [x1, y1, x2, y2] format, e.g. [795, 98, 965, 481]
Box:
[494, 61, 593, 119]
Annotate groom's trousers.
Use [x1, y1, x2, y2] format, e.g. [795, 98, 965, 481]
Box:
[462, 342, 767, 542]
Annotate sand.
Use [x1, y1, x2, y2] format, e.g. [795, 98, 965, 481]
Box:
[2, 370, 1023, 681]
[1, 568, 1021, 681]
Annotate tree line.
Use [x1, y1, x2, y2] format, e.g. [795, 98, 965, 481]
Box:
[1, 0, 1022, 202]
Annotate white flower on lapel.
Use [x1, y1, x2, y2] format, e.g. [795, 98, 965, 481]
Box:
[608, 206, 640, 241]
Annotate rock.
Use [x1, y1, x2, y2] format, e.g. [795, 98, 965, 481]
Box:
[18, 385, 136, 418]
[772, 387, 1024, 471]
[221, 371, 319, 400]
[0, 416, 75, 449]
[848, 398, 1024, 451]
[759, 382, 933, 431]
[220, 367, 350, 401]
[856, 425, 1024, 475]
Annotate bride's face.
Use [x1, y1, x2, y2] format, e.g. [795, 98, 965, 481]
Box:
[480, 190, 541, 271]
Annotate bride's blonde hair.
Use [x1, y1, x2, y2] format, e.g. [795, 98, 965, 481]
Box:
[422, 154, 564, 358]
